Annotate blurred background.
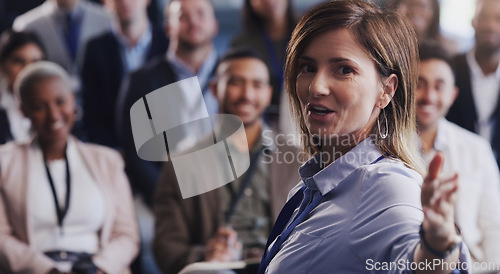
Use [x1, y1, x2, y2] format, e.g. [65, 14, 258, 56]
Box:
[0, 0, 476, 55]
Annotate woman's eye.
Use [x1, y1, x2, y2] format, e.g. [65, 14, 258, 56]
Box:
[299, 64, 315, 73]
[338, 66, 353, 75]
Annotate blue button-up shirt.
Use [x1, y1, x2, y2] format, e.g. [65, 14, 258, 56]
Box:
[167, 51, 218, 116]
[116, 24, 152, 73]
[266, 138, 471, 273]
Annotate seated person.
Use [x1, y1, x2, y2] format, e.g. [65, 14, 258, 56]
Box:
[153, 48, 303, 274]
[0, 30, 45, 144]
[416, 43, 500, 267]
[0, 61, 139, 274]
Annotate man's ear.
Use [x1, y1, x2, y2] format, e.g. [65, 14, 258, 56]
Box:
[378, 74, 398, 109]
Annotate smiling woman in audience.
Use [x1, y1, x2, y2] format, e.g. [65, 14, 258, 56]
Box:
[0, 61, 138, 274]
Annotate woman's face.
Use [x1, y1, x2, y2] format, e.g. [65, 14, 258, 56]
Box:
[296, 28, 388, 145]
[250, 0, 288, 22]
[1, 43, 44, 91]
[22, 77, 75, 145]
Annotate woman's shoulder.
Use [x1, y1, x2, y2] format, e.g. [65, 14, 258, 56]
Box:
[356, 158, 423, 203]
[0, 141, 29, 160]
[73, 139, 123, 163]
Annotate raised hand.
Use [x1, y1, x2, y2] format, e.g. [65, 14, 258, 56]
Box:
[420, 152, 460, 254]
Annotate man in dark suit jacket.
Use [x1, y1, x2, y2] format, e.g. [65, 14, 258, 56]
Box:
[446, 0, 500, 167]
[116, 0, 219, 207]
[81, 0, 168, 148]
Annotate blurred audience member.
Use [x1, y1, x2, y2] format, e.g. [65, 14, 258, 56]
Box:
[153, 48, 302, 274]
[13, 0, 113, 139]
[446, 0, 500, 168]
[386, 0, 460, 54]
[416, 43, 500, 268]
[81, 0, 168, 149]
[0, 30, 45, 144]
[115, 0, 218, 272]
[116, 0, 219, 208]
[230, 0, 297, 127]
[0, 61, 138, 274]
[12, 0, 113, 90]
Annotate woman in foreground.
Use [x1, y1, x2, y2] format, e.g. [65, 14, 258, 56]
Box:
[258, 0, 470, 273]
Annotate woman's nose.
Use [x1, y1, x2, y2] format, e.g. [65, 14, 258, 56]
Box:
[308, 71, 330, 97]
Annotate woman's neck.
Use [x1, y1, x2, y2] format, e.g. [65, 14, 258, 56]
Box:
[40, 139, 67, 161]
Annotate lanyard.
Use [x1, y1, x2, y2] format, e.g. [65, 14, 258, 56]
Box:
[225, 147, 266, 222]
[258, 155, 385, 273]
[43, 151, 71, 235]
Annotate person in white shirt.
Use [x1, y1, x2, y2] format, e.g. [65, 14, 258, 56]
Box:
[416, 42, 500, 269]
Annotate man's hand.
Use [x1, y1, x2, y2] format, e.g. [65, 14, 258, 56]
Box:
[205, 226, 242, 262]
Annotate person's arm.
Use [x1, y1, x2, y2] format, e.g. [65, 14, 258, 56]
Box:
[0, 174, 55, 273]
[153, 162, 208, 273]
[414, 152, 464, 274]
[92, 153, 140, 273]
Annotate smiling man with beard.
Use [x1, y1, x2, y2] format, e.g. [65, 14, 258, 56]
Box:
[416, 43, 500, 269]
[153, 48, 302, 274]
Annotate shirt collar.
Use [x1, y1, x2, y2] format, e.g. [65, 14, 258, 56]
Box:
[55, 1, 84, 21]
[298, 137, 383, 196]
[166, 50, 217, 80]
[466, 48, 500, 79]
[433, 118, 449, 152]
[114, 23, 152, 50]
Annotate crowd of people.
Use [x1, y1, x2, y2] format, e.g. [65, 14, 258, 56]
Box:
[0, 0, 500, 273]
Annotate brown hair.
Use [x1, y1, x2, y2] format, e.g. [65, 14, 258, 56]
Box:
[285, 0, 424, 174]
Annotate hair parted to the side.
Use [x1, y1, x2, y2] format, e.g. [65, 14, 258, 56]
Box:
[285, 0, 425, 175]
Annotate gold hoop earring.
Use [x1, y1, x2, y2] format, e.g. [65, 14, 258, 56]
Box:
[377, 108, 388, 139]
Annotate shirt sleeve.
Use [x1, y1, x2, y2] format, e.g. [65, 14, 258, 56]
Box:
[350, 163, 471, 273]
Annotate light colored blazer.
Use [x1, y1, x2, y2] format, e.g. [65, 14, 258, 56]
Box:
[0, 137, 139, 274]
[12, 0, 112, 76]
